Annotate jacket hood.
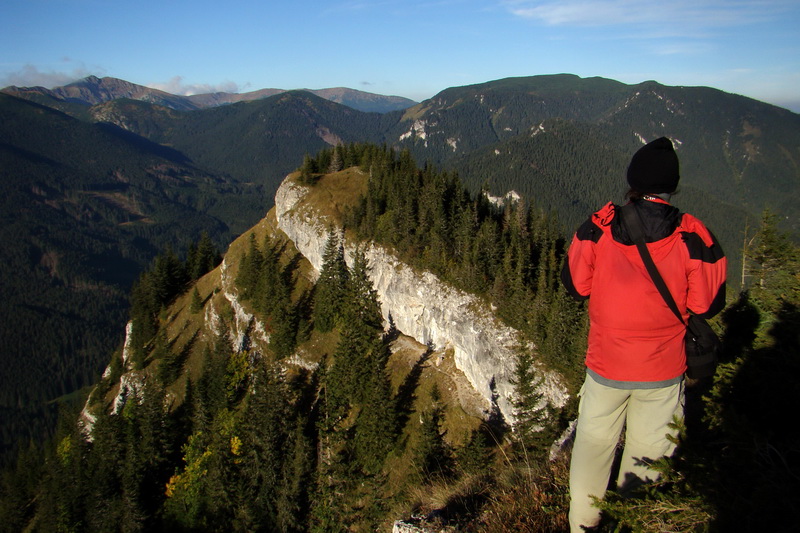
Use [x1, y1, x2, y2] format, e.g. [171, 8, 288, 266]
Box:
[611, 199, 681, 245]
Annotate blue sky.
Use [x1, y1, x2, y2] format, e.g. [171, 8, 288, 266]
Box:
[2, 0, 798, 111]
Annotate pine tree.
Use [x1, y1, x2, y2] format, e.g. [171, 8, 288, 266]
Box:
[255, 234, 283, 317]
[310, 359, 352, 533]
[118, 380, 173, 532]
[0, 441, 42, 531]
[83, 406, 126, 531]
[36, 427, 90, 532]
[326, 245, 384, 409]
[343, 245, 383, 336]
[154, 328, 181, 386]
[128, 277, 159, 369]
[236, 361, 291, 531]
[151, 247, 188, 305]
[277, 422, 314, 532]
[457, 427, 491, 475]
[190, 231, 220, 280]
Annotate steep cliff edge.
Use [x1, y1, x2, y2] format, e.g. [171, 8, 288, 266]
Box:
[83, 168, 569, 434]
[274, 170, 569, 423]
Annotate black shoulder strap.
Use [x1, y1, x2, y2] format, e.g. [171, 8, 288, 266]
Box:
[619, 203, 685, 325]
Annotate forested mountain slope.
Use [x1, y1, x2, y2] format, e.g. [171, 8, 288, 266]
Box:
[2, 73, 798, 468]
[6, 147, 577, 531]
[81, 74, 800, 263]
[0, 93, 256, 461]
[389, 74, 800, 244]
[4, 147, 796, 532]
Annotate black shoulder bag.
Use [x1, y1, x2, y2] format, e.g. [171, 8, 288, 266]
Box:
[620, 204, 720, 380]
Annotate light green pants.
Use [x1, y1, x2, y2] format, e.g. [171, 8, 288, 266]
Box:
[568, 374, 685, 532]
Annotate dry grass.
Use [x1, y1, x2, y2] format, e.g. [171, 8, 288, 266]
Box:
[295, 168, 368, 225]
[400, 472, 494, 531]
[390, 453, 572, 532]
[469, 457, 571, 533]
[605, 498, 713, 533]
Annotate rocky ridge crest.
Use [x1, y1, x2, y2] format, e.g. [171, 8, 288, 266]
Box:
[274, 172, 569, 423]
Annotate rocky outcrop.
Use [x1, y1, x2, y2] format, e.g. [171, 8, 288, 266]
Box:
[275, 176, 569, 424]
[79, 320, 141, 438]
[392, 519, 442, 533]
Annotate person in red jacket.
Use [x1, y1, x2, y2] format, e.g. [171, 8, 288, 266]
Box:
[561, 137, 727, 532]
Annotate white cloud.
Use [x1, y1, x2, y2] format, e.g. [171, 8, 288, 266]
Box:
[0, 63, 99, 89]
[652, 42, 715, 56]
[504, 0, 793, 28]
[147, 76, 240, 96]
[0, 68, 242, 96]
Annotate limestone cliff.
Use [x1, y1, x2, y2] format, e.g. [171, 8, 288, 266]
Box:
[274, 172, 569, 423]
[84, 169, 569, 433]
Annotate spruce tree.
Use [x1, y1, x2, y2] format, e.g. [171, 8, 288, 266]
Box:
[190, 287, 203, 313]
[328, 146, 344, 173]
[509, 343, 552, 458]
[415, 384, 451, 480]
[314, 230, 349, 332]
[236, 234, 263, 300]
[299, 153, 317, 184]
[186, 231, 220, 281]
[353, 337, 397, 473]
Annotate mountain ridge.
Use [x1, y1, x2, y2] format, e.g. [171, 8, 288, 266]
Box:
[272, 170, 569, 422]
[71, 161, 574, 531]
[1, 75, 418, 114]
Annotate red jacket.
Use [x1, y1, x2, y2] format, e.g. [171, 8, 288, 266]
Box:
[562, 199, 727, 383]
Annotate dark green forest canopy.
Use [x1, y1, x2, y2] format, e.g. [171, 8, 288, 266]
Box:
[0, 93, 263, 463]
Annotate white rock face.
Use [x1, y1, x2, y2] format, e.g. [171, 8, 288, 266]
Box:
[220, 258, 271, 352]
[202, 257, 273, 359]
[392, 520, 432, 533]
[275, 178, 569, 424]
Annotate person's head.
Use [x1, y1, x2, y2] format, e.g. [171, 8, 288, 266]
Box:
[626, 137, 680, 200]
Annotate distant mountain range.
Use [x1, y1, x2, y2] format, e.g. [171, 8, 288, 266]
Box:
[1, 75, 418, 113]
[388, 75, 800, 232]
[1, 72, 798, 463]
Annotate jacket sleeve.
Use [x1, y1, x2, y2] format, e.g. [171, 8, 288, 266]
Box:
[561, 218, 602, 301]
[681, 217, 727, 318]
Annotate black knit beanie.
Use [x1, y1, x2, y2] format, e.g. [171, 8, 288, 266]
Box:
[626, 137, 680, 194]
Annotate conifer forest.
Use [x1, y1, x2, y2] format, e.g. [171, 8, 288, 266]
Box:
[1, 144, 798, 532]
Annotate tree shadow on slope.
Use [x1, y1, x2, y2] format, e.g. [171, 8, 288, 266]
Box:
[705, 298, 800, 532]
[394, 345, 434, 434]
[597, 293, 799, 532]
